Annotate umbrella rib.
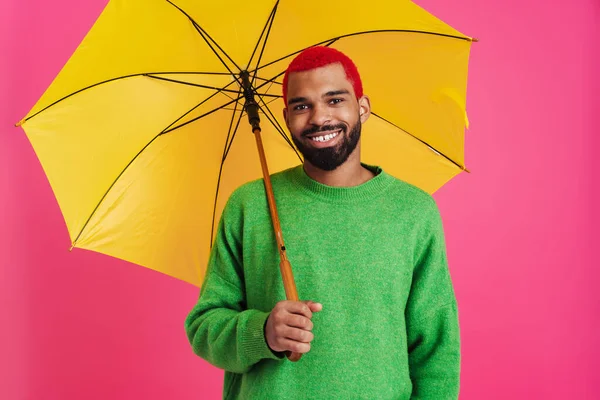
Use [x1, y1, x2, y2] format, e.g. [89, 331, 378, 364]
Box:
[191, 24, 242, 73]
[210, 99, 245, 247]
[157, 71, 233, 75]
[145, 74, 241, 95]
[18, 72, 233, 125]
[71, 134, 162, 247]
[254, 77, 282, 85]
[252, 29, 472, 74]
[191, 21, 240, 79]
[247, 38, 337, 96]
[253, 70, 286, 93]
[252, 92, 280, 98]
[162, 96, 242, 135]
[258, 78, 283, 105]
[256, 92, 289, 146]
[256, 97, 303, 162]
[371, 112, 468, 172]
[257, 102, 293, 150]
[222, 102, 244, 163]
[222, 109, 245, 161]
[251, 38, 338, 75]
[71, 94, 243, 247]
[251, 1, 279, 87]
[162, 79, 239, 133]
[262, 96, 280, 107]
[258, 76, 280, 99]
[164, 0, 242, 76]
[245, 0, 279, 72]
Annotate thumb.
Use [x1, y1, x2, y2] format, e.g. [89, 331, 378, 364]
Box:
[303, 300, 323, 312]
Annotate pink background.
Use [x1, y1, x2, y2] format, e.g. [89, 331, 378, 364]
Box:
[1, 0, 598, 398]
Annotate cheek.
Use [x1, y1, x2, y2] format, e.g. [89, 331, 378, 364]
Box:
[287, 116, 307, 135]
[340, 108, 359, 123]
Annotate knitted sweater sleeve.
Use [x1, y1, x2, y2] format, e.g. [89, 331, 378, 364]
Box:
[184, 191, 283, 374]
[405, 198, 461, 399]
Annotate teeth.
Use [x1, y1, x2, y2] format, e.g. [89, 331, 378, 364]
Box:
[311, 131, 339, 142]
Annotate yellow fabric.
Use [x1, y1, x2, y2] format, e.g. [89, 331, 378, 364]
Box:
[20, 0, 474, 286]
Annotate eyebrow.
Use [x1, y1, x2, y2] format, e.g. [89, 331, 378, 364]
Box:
[324, 90, 350, 97]
[288, 96, 307, 106]
[287, 90, 351, 106]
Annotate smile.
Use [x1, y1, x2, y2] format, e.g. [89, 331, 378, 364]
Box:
[309, 130, 340, 143]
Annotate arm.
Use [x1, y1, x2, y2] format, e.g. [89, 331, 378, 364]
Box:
[184, 194, 283, 374]
[405, 198, 461, 399]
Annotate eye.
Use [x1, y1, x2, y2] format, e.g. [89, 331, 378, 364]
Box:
[329, 98, 344, 105]
[293, 104, 309, 111]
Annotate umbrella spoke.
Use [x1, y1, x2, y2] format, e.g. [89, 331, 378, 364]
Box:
[190, 22, 242, 74]
[251, 27, 472, 75]
[150, 71, 233, 75]
[219, 91, 236, 102]
[252, 92, 280, 98]
[257, 78, 281, 101]
[162, 79, 240, 133]
[254, 76, 282, 86]
[145, 74, 241, 95]
[262, 96, 280, 107]
[17, 72, 234, 126]
[162, 96, 242, 135]
[164, 0, 242, 91]
[246, 1, 279, 73]
[72, 134, 163, 247]
[371, 112, 467, 172]
[251, 38, 338, 75]
[254, 70, 286, 93]
[191, 22, 241, 81]
[71, 86, 244, 247]
[256, 76, 283, 88]
[256, 97, 302, 162]
[210, 101, 245, 247]
[250, 1, 279, 87]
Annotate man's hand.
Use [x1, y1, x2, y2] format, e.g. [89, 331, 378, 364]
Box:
[265, 300, 323, 354]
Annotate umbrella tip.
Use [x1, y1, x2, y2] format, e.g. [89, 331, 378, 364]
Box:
[471, 37, 479, 43]
[69, 244, 75, 252]
[15, 118, 25, 127]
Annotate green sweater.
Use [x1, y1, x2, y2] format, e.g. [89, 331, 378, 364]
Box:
[185, 165, 460, 399]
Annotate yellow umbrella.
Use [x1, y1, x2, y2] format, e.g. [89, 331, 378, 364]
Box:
[16, 0, 475, 289]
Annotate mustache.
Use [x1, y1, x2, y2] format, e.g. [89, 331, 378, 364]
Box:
[301, 123, 346, 137]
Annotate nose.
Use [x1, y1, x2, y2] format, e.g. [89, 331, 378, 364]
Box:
[308, 103, 331, 127]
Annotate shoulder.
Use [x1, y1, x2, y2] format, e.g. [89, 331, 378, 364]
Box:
[385, 174, 440, 217]
[224, 166, 299, 210]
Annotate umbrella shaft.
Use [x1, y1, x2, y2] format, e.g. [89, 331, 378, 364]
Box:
[253, 128, 302, 363]
[245, 70, 302, 362]
[253, 130, 287, 258]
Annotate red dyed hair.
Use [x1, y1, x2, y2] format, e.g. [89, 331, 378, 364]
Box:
[282, 46, 363, 106]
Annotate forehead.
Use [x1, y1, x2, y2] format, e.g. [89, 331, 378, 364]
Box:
[286, 63, 355, 98]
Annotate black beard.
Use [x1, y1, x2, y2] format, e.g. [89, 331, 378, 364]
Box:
[292, 120, 361, 172]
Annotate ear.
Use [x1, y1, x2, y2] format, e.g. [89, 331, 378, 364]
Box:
[358, 95, 371, 124]
[283, 107, 290, 129]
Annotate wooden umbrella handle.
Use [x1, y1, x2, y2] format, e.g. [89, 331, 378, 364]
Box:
[253, 127, 303, 363]
[241, 69, 302, 362]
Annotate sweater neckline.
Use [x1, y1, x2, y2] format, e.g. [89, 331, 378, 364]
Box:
[290, 163, 395, 203]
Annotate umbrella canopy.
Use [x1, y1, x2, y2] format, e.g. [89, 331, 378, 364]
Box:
[17, 0, 475, 286]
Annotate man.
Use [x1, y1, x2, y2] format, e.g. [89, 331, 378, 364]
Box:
[185, 46, 460, 399]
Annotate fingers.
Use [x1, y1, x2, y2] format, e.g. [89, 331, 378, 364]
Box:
[283, 301, 314, 319]
[271, 306, 313, 330]
[303, 300, 323, 312]
[277, 338, 311, 354]
[266, 300, 322, 354]
[283, 326, 314, 343]
[285, 313, 313, 330]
